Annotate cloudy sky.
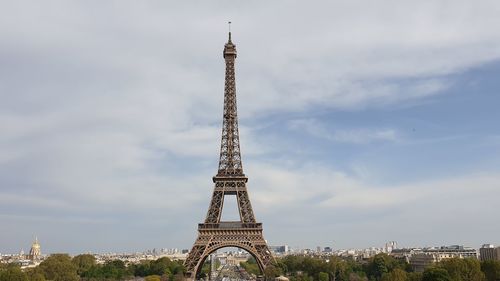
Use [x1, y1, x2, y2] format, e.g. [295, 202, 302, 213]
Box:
[1, 1, 500, 254]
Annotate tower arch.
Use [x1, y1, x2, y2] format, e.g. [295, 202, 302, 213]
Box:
[193, 243, 265, 278]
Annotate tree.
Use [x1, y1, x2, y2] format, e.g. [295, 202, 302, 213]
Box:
[39, 254, 79, 281]
[338, 258, 366, 281]
[172, 272, 185, 281]
[241, 257, 261, 275]
[325, 256, 345, 281]
[319, 272, 329, 281]
[275, 259, 288, 275]
[25, 267, 46, 281]
[133, 260, 152, 277]
[407, 272, 422, 281]
[150, 257, 173, 276]
[422, 267, 451, 281]
[366, 254, 405, 281]
[439, 258, 485, 281]
[264, 265, 282, 279]
[100, 259, 129, 279]
[481, 260, 500, 281]
[129, 257, 184, 280]
[29, 273, 46, 281]
[0, 266, 28, 281]
[145, 275, 162, 281]
[381, 269, 408, 281]
[72, 254, 96, 275]
[349, 272, 368, 281]
[291, 273, 314, 281]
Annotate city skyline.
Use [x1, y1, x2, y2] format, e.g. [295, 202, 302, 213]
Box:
[1, 1, 500, 254]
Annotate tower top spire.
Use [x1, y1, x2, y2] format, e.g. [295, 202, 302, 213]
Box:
[223, 22, 236, 58]
[218, 27, 242, 177]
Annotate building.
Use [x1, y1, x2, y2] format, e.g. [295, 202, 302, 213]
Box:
[384, 241, 398, 253]
[411, 253, 437, 272]
[480, 244, 500, 261]
[390, 248, 419, 263]
[269, 245, 289, 255]
[410, 245, 478, 272]
[28, 237, 42, 261]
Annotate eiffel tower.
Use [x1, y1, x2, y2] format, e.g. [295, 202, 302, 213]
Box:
[184, 31, 274, 278]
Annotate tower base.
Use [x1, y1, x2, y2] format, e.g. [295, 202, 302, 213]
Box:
[184, 222, 274, 278]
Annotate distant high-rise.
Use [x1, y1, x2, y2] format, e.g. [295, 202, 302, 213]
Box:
[385, 241, 398, 253]
[480, 244, 500, 261]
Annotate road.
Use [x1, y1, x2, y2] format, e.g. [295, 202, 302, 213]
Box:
[212, 263, 255, 281]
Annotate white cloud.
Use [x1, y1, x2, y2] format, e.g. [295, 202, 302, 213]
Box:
[331, 129, 397, 144]
[1, 0, 500, 252]
[248, 163, 500, 211]
[245, 162, 500, 247]
[289, 118, 398, 144]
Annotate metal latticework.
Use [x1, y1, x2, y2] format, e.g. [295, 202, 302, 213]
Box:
[184, 33, 274, 279]
[217, 32, 243, 177]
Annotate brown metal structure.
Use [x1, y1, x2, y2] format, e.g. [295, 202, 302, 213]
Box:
[184, 32, 274, 279]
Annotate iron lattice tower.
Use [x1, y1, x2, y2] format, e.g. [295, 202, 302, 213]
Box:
[184, 32, 274, 278]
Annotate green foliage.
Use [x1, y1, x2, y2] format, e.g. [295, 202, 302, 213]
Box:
[199, 263, 209, 278]
[145, 275, 162, 281]
[349, 272, 369, 281]
[241, 257, 261, 275]
[280, 255, 368, 281]
[200, 257, 221, 277]
[281, 255, 327, 277]
[72, 254, 96, 275]
[29, 273, 46, 281]
[264, 265, 283, 278]
[128, 257, 184, 280]
[366, 254, 407, 281]
[290, 273, 314, 281]
[25, 267, 46, 281]
[276, 259, 288, 274]
[149, 257, 173, 276]
[407, 272, 422, 281]
[131, 260, 151, 277]
[381, 268, 408, 281]
[481, 260, 500, 281]
[422, 267, 451, 281]
[78, 257, 185, 280]
[172, 272, 185, 281]
[22, 251, 500, 281]
[318, 272, 329, 281]
[0, 266, 28, 281]
[102, 260, 128, 279]
[81, 259, 131, 280]
[38, 253, 79, 281]
[439, 258, 484, 281]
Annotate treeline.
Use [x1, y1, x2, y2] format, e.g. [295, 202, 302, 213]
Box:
[2, 253, 500, 281]
[242, 254, 500, 281]
[0, 254, 185, 281]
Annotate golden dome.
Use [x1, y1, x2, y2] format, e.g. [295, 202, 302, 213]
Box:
[29, 236, 41, 260]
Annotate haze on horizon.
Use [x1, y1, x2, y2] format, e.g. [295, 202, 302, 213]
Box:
[1, 1, 500, 254]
